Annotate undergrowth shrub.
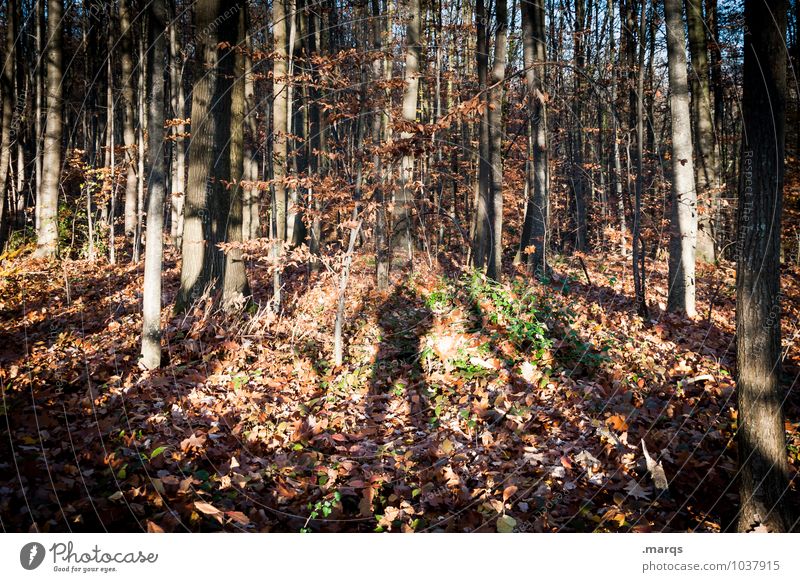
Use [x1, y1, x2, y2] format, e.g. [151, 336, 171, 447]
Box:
[460, 271, 608, 372]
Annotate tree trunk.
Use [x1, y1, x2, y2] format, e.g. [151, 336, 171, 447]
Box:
[394, 0, 422, 260]
[120, 0, 139, 238]
[221, 1, 251, 309]
[107, 9, 116, 265]
[472, 0, 491, 270]
[608, 3, 626, 258]
[518, 0, 548, 277]
[705, 0, 724, 146]
[736, 0, 793, 533]
[34, 0, 63, 258]
[33, 0, 44, 234]
[572, 0, 587, 252]
[306, 3, 322, 267]
[133, 27, 146, 263]
[632, 0, 649, 316]
[486, 0, 507, 280]
[291, 0, 308, 250]
[372, 0, 389, 289]
[0, 0, 16, 249]
[665, 0, 697, 317]
[272, 0, 289, 243]
[284, 0, 299, 245]
[243, 25, 259, 240]
[175, 0, 249, 311]
[140, 0, 168, 369]
[686, 0, 720, 263]
[169, 11, 186, 248]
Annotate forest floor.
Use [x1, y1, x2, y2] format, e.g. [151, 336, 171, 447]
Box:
[1, 234, 800, 532]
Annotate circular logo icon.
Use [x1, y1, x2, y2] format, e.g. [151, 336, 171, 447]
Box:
[20, 542, 46, 570]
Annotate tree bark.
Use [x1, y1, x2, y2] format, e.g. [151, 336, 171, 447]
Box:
[133, 27, 146, 263]
[736, 0, 793, 533]
[34, 0, 63, 258]
[272, 0, 289, 243]
[372, 0, 389, 289]
[686, 0, 720, 263]
[120, 0, 139, 238]
[221, 2, 251, 309]
[175, 0, 249, 311]
[518, 0, 548, 277]
[611, 2, 627, 258]
[107, 8, 117, 265]
[243, 24, 259, 240]
[0, 0, 17, 249]
[572, 0, 587, 252]
[33, 0, 44, 234]
[169, 11, 186, 248]
[633, 0, 649, 317]
[140, 0, 168, 369]
[486, 0, 507, 280]
[471, 0, 491, 270]
[394, 0, 422, 260]
[665, 0, 697, 317]
[705, 0, 724, 146]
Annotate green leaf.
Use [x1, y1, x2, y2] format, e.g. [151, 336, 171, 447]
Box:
[496, 515, 517, 533]
[150, 445, 168, 460]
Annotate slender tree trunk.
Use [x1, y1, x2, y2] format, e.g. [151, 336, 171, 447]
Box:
[486, 0, 507, 280]
[221, 2, 251, 309]
[34, 0, 63, 258]
[243, 25, 259, 240]
[11, 0, 25, 228]
[518, 0, 548, 277]
[133, 28, 146, 263]
[291, 0, 309, 249]
[120, 0, 139, 238]
[373, 0, 389, 289]
[394, 0, 422, 260]
[0, 0, 17, 249]
[686, 0, 719, 263]
[140, 0, 168, 369]
[736, 0, 793, 533]
[706, 0, 728, 250]
[273, 0, 289, 244]
[107, 10, 116, 265]
[33, 0, 44, 234]
[665, 0, 697, 317]
[306, 3, 322, 268]
[632, 0, 648, 316]
[472, 0, 491, 270]
[705, 0, 724, 146]
[284, 0, 299, 245]
[334, 220, 362, 366]
[169, 13, 186, 248]
[644, 0, 656, 155]
[610, 3, 626, 257]
[572, 0, 587, 252]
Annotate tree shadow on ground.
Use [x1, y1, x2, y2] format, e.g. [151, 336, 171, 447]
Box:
[366, 282, 434, 469]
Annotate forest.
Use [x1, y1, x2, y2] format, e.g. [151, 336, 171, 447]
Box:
[0, 0, 799, 534]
